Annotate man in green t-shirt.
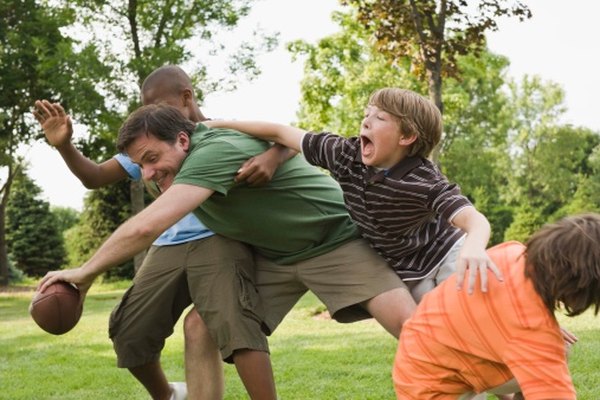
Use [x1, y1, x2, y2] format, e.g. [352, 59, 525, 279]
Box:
[38, 104, 416, 380]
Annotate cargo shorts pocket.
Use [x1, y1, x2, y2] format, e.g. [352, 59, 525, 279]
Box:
[235, 263, 265, 325]
[108, 285, 135, 339]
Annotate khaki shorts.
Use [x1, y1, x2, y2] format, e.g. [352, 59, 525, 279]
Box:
[108, 235, 268, 367]
[255, 238, 407, 334]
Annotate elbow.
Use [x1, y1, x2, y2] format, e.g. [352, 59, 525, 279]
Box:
[81, 180, 100, 190]
[112, 215, 162, 248]
[78, 175, 104, 189]
[133, 223, 159, 242]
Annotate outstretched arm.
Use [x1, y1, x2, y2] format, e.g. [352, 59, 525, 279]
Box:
[37, 183, 213, 295]
[451, 206, 503, 294]
[33, 100, 128, 188]
[204, 120, 307, 153]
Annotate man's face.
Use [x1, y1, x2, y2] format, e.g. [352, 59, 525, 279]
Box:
[126, 132, 190, 192]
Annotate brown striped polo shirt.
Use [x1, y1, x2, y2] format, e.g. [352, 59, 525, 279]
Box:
[302, 132, 471, 281]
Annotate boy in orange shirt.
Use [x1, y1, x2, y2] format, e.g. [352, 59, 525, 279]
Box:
[393, 213, 600, 399]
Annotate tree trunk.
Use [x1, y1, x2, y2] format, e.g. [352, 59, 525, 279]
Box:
[0, 165, 16, 286]
[0, 203, 9, 286]
[130, 180, 146, 273]
[428, 66, 444, 165]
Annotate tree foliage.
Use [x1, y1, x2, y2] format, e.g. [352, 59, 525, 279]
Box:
[51, 206, 80, 234]
[501, 76, 600, 239]
[0, 0, 106, 284]
[291, 6, 600, 245]
[64, 180, 135, 279]
[558, 145, 600, 216]
[6, 169, 66, 276]
[439, 51, 514, 243]
[288, 10, 424, 137]
[341, 0, 531, 109]
[66, 0, 277, 115]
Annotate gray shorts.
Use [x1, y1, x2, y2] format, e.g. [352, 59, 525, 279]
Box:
[406, 236, 464, 303]
[108, 235, 268, 367]
[255, 238, 408, 334]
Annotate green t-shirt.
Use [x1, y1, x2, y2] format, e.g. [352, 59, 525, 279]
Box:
[174, 123, 359, 264]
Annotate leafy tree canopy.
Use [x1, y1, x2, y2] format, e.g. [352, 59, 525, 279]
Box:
[341, 0, 530, 78]
[290, 5, 599, 244]
[0, 0, 107, 284]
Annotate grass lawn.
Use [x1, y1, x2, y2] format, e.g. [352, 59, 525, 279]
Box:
[1, 282, 598, 399]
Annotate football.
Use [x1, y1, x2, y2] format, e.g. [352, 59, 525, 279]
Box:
[29, 281, 83, 335]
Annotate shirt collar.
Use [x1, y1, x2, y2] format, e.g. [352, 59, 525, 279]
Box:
[364, 156, 424, 184]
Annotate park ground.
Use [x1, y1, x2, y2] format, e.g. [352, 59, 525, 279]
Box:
[1, 282, 599, 399]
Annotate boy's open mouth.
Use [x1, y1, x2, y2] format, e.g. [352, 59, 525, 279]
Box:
[360, 135, 374, 158]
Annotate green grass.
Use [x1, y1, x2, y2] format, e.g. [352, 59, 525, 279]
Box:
[1, 284, 598, 399]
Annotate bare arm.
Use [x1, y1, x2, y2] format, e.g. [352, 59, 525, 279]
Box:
[204, 120, 307, 153]
[33, 100, 128, 188]
[451, 206, 503, 294]
[37, 184, 214, 294]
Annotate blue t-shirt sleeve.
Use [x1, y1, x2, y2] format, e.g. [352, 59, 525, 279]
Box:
[113, 153, 142, 181]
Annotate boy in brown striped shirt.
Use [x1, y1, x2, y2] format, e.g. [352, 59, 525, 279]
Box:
[206, 87, 502, 300]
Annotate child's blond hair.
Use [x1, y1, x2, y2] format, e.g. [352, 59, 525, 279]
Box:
[368, 88, 442, 158]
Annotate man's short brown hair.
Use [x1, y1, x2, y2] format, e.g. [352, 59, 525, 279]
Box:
[368, 88, 442, 158]
[525, 213, 600, 316]
[117, 104, 196, 153]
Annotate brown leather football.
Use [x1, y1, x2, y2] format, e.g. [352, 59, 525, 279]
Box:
[29, 282, 83, 335]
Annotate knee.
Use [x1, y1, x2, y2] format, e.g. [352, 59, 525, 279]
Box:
[366, 288, 416, 338]
[183, 309, 210, 343]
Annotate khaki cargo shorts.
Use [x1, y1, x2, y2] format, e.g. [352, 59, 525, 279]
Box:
[255, 238, 407, 334]
[108, 235, 268, 367]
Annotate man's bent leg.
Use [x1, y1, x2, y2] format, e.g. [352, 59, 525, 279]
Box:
[294, 239, 413, 338]
[109, 245, 192, 399]
[363, 287, 416, 338]
[129, 360, 172, 400]
[184, 310, 224, 400]
[233, 349, 277, 400]
[184, 236, 274, 400]
[184, 311, 277, 400]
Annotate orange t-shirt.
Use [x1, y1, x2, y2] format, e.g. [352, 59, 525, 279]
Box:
[393, 241, 575, 399]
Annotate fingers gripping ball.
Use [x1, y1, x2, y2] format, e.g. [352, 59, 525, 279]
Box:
[29, 282, 83, 335]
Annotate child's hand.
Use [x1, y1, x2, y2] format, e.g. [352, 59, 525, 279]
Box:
[560, 327, 578, 345]
[455, 243, 503, 294]
[560, 326, 578, 358]
[32, 100, 73, 148]
[236, 152, 278, 186]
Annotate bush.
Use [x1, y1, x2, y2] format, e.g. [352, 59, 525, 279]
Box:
[8, 257, 25, 284]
